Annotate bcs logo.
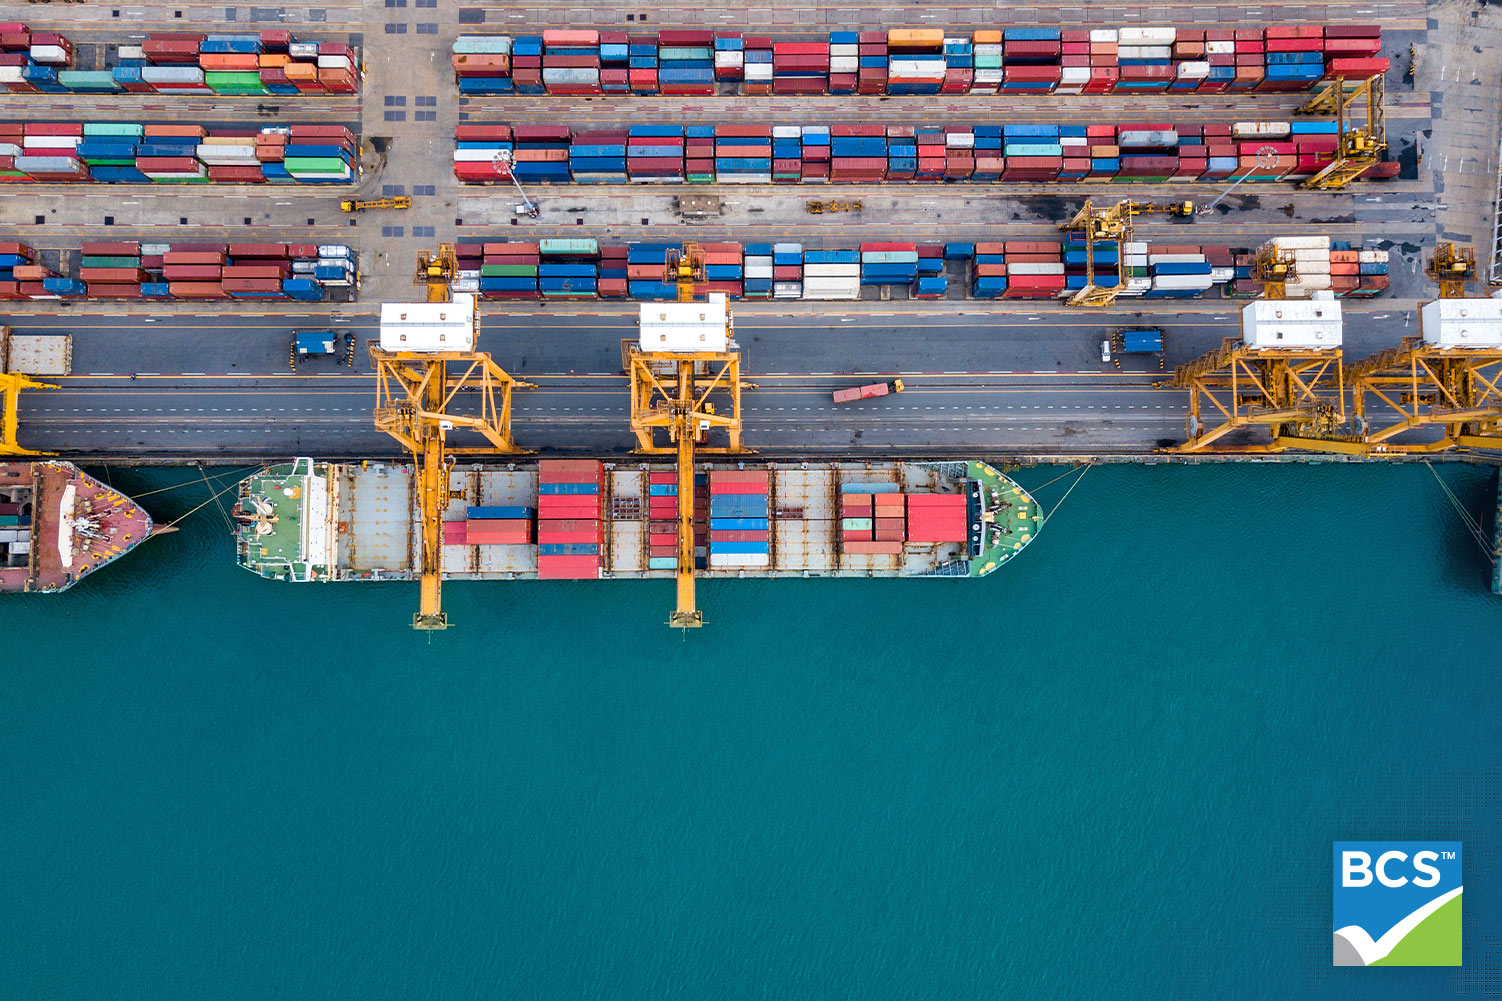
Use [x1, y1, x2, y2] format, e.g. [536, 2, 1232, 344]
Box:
[1333, 841, 1462, 966]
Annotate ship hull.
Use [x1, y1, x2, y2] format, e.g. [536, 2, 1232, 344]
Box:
[0, 461, 154, 593]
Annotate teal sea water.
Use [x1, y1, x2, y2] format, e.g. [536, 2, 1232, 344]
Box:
[3, 462, 1499, 1000]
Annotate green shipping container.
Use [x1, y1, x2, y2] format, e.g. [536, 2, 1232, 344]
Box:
[538, 238, 599, 256]
[283, 157, 349, 174]
[481, 264, 539, 277]
[841, 518, 874, 531]
[57, 70, 122, 91]
[83, 122, 146, 138]
[81, 256, 142, 269]
[205, 71, 268, 93]
[0, 515, 20, 526]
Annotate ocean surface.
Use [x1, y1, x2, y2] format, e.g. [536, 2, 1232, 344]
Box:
[2, 461, 1499, 1001]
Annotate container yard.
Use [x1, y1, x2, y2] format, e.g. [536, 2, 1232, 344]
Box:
[451, 25, 1387, 99]
[0, 25, 359, 96]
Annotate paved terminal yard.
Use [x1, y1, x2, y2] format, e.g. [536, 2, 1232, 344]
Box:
[0, 0, 1497, 461]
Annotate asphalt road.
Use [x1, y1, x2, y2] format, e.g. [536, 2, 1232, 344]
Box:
[11, 305, 1422, 459]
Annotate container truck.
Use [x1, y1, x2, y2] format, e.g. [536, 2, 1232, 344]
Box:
[832, 379, 904, 403]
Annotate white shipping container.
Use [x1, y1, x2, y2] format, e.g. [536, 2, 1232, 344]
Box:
[118, 45, 145, 61]
[0, 67, 21, 84]
[745, 64, 772, 80]
[1089, 29, 1119, 44]
[1270, 236, 1330, 252]
[23, 136, 82, 149]
[318, 245, 353, 258]
[801, 281, 860, 300]
[772, 126, 801, 139]
[1177, 61, 1209, 79]
[454, 148, 503, 162]
[945, 134, 974, 148]
[830, 44, 858, 56]
[887, 59, 947, 78]
[803, 264, 861, 278]
[744, 264, 773, 279]
[714, 52, 743, 67]
[1148, 254, 1208, 265]
[1152, 275, 1215, 290]
[973, 69, 1004, 83]
[196, 144, 258, 161]
[1120, 27, 1176, 45]
[1206, 41, 1235, 55]
[316, 54, 352, 70]
[1060, 67, 1091, 85]
[289, 42, 319, 59]
[1008, 263, 1066, 275]
[830, 56, 858, 73]
[975, 44, 1003, 55]
[772, 282, 803, 298]
[716, 174, 771, 184]
[708, 553, 771, 568]
[141, 66, 205, 83]
[29, 45, 69, 65]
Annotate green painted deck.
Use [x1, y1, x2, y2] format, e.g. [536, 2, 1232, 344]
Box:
[967, 461, 1042, 578]
[239, 470, 308, 579]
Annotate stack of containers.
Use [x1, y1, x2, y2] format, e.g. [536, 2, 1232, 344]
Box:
[510, 36, 543, 94]
[659, 30, 714, 95]
[743, 244, 774, 298]
[828, 32, 858, 94]
[685, 125, 714, 183]
[972, 30, 1003, 93]
[887, 29, 945, 94]
[840, 487, 907, 553]
[1003, 241, 1066, 299]
[1350, 247, 1391, 297]
[1289, 120, 1338, 179]
[1267, 235, 1332, 298]
[599, 244, 628, 298]
[1064, 236, 1121, 293]
[541, 29, 601, 96]
[772, 243, 802, 299]
[1003, 124, 1062, 182]
[313, 243, 355, 293]
[1201, 30, 1235, 92]
[628, 125, 683, 182]
[645, 471, 679, 571]
[314, 41, 359, 94]
[772, 40, 827, 95]
[76, 123, 146, 182]
[452, 34, 512, 95]
[1119, 240, 1150, 298]
[283, 125, 355, 184]
[715, 125, 771, 184]
[535, 460, 603, 580]
[16, 122, 87, 182]
[537, 238, 599, 299]
[1057, 30, 1091, 95]
[1260, 26, 1325, 92]
[198, 132, 266, 183]
[453, 123, 511, 182]
[475, 241, 540, 300]
[599, 31, 629, 94]
[1116, 27, 1176, 93]
[861, 243, 918, 286]
[568, 128, 627, 183]
[914, 127, 947, 180]
[801, 250, 859, 300]
[627, 34, 658, 94]
[829, 124, 885, 182]
[464, 505, 533, 545]
[1116, 124, 1178, 183]
[905, 493, 967, 545]
[942, 36, 973, 93]
[1202, 123, 1236, 179]
[800, 125, 830, 182]
[971, 243, 1007, 298]
[233, 242, 303, 299]
[1145, 247, 1214, 298]
[771, 125, 803, 183]
[626, 243, 679, 299]
[1003, 27, 1061, 93]
[886, 125, 916, 181]
[856, 30, 887, 94]
[1323, 25, 1386, 81]
[742, 37, 772, 94]
[79, 241, 146, 298]
[0, 241, 41, 298]
[1229, 28, 1265, 92]
[1087, 29, 1121, 94]
[943, 126, 974, 179]
[136, 124, 207, 184]
[914, 245, 946, 298]
[713, 32, 744, 82]
[707, 470, 769, 570]
[511, 124, 569, 184]
[700, 243, 743, 298]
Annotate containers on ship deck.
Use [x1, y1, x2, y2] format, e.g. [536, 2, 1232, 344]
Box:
[707, 470, 769, 568]
[536, 460, 603, 578]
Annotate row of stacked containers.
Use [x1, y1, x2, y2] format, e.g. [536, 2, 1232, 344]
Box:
[840, 484, 968, 556]
[534, 460, 604, 579]
[0, 241, 355, 300]
[454, 237, 1389, 303]
[0, 123, 357, 184]
[645, 471, 687, 571]
[454, 121, 1398, 186]
[0, 26, 358, 94]
[707, 471, 770, 571]
[451, 25, 1385, 96]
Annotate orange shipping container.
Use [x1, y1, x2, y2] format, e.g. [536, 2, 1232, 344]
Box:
[199, 53, 259, 71]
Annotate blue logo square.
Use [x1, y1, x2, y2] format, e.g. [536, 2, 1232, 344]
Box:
[1333, 841, 1462, 966]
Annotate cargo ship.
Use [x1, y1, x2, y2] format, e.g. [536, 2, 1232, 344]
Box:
[233, 457, 1039, 584]
[0, 461, 154, 592]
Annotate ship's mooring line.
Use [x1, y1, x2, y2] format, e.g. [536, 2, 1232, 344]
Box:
[1039, 462, 1093, 530]
[1424, 461, 1494, 563]
[129, 466, 257, 499]
[163, 475, 246, 530]
[196, 463, 234, 533]
[1027, 465, 1088, 494]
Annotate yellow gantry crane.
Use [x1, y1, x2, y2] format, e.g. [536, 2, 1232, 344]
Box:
[1058, 199, 1196, 307]
[1168, 298, 1361, 453]
[1296, 72, 1386, 189]
[1251, 245, 1299, 300]
[625, 287, 750, 628]
[0, 370, 54, 456]
[1345, 244, 1502, 452]
[664, 243, 705, 302]
[368, 246, 534, 630]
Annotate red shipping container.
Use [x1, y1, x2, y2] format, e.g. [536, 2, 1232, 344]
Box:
[843, 541, 904, 555]
[536, 555, 600, 580]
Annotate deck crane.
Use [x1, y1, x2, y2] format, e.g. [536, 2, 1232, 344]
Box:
[368, 245, 535, 630]
[1295, 72, 1386, 189]
[1058, 199, 1195, 307]
[1167, 297, 1362, 454]
[665, 243, 705, 302]
[1345, 244, 1502, 452]
[624, 289, 750, 629]
[1251, 244, 1300, 300]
